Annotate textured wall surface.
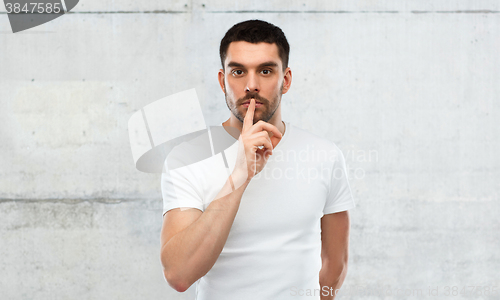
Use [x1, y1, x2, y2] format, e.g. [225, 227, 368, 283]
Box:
[1, 1, 499, 299]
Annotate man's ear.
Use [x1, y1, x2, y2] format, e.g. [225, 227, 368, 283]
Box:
[281, 67, 292, 95]
[218, 69, 226, 94]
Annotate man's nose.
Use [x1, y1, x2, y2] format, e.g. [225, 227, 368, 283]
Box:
[245, 73, 260, 93]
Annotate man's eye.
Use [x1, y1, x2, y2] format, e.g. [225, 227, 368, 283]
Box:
[232, 70, 243, 76]
[261, 69, 272, 75]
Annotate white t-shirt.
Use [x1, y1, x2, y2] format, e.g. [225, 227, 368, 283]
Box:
[161, 120, 355, 300]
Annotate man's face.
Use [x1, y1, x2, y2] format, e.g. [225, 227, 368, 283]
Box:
[219, 41, 290, 124]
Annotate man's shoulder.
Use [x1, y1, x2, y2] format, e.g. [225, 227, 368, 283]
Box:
[288, 122, 342, 153]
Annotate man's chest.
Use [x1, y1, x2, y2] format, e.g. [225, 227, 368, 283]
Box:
[209, 158, 330, 251]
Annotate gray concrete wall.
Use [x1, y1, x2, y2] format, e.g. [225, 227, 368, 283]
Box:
[1, 1, 499, 299]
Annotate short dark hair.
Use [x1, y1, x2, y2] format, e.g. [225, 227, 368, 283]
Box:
[219, 19, 290, 72]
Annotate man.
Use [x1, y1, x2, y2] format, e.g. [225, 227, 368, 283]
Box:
[160, 19, 355, 300]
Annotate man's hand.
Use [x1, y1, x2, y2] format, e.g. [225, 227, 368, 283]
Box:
[233, 98, 283, 182]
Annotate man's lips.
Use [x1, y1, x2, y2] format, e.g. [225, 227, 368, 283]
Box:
[241, 99, 263, 105]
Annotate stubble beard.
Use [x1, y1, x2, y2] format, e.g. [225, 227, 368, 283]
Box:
[224, 81, 284, 124]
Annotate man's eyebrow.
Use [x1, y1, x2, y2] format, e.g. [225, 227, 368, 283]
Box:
[227, 61, 279, 69]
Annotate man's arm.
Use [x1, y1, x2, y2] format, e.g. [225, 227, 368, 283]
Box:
[160, 99, 282, 293]
[160, 170, 249, 292]
[319, 210, 350, 300]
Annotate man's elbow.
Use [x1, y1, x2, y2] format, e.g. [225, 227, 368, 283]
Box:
[163, 269, 191, 293]
[161, 244, 192, 292]
[320, 260, 348, 286]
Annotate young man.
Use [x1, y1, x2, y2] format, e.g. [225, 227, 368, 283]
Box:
[160, 20, 355, 300]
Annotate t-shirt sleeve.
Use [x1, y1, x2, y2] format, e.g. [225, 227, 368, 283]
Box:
[323, 145, 356, 214]
[161, 160, 205, 216]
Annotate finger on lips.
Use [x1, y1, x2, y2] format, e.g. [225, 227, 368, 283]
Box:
[242, 98, 282, 150]
[243, 98, 256, 132]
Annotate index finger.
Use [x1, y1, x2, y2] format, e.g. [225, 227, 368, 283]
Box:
[242, 98, 255, 133]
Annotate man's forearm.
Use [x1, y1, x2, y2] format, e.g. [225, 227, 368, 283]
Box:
[161, 171, 249, 291]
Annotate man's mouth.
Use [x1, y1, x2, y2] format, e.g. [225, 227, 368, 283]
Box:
[242, 99, 263, 105]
